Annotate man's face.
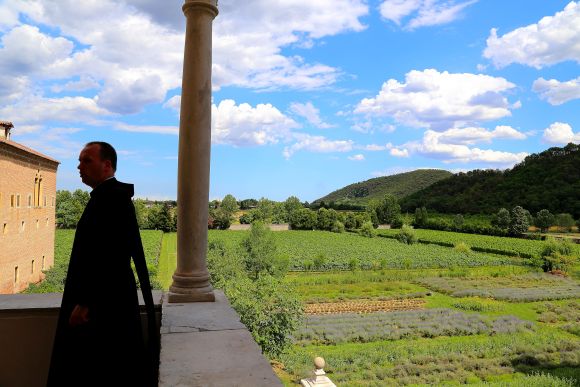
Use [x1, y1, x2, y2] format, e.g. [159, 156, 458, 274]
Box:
[77, 144, 111, 188]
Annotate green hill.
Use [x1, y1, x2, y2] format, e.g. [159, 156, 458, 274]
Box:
[400, 143, 580, 218]
[313, 169, 453, 208]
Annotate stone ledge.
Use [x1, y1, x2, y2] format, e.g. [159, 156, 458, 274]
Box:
[159, 289, 282, 386]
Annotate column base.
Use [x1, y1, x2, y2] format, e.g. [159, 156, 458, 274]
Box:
[168, 271, 215, 303]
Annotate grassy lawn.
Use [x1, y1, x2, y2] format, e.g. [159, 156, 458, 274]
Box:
[157, 232, 177, 289]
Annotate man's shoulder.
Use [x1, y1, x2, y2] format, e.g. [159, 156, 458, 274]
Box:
[93, 178, 134, 200]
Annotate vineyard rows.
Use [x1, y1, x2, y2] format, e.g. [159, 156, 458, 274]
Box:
[208, 230, 517, 270]
[379, 228, 580, 258]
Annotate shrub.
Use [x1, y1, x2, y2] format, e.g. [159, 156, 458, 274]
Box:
[313, 253, 327, 270]
[396, 225, 417, 245]
[537, 237, 577, 273]
[241, 221, 287, 279]
[331, 220, 345, 233]
[454, 241, 471, 255]
[348, 258, 359, 271]
[359, 221, 376, 238]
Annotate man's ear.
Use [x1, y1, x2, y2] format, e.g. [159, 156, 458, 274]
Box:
[103, 159, 113, 171]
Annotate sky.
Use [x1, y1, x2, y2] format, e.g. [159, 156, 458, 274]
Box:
[1, 0, 579, 202]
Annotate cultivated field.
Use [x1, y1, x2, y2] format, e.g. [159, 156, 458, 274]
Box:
[54, 229, 580, 385]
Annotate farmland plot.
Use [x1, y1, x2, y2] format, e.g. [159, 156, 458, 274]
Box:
[416, 273, 580, 301]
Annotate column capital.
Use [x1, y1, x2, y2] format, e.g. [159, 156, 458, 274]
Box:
[183, 0, 218, 18]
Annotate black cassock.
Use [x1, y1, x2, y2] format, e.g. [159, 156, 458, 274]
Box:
[48, 178, 157, 387]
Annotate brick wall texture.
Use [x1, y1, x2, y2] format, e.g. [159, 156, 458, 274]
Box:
[0, 142, 59, 293]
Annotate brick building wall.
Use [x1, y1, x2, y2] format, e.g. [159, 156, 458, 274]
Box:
[0, 139, 59, 293]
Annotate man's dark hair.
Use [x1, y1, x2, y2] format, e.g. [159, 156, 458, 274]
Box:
[86, 141, 117, 171]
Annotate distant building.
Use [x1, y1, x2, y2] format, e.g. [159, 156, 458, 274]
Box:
[0, 121, 59, 293]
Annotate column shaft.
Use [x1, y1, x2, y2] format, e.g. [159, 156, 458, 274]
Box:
[168, 0, 218, 303]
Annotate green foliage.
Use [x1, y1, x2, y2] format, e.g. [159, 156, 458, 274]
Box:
[207, 233, 303, 358]
[535, 209, 554, 233]
[453, 214, 465, 229]
[289, 208, 317, 230]
[359, 221, 376, 238]
[395, 224, 417, 245]
[313, 253, 327, 270]
[316, 208, 339, 231]
[241, 221, 287, 280]
[509, 206, 530, 236]
[220, 194, 239, 215]
[536, 238, 577, 273]
[454, 241, 472, 255]
[348, 257, 359, 271]
[369, 194, 401, 225]
[492, 208, 511, 229]
[226, 274, 303, 357]
[314, 169, 452, 208]
[331, 220, 345, 233]
[55, 189, 90, 228]
[209, 207, 233, 230]
[239, 212, 254, 224]
[555, 213, 575, 232]
[414, 207, 428, 227]
[401, 144, 580, 219]
[239, 198, 258, 210]
[284, 196, 303, 216]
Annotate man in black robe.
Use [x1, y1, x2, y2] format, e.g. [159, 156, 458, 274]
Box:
[48, 142, 157, 386]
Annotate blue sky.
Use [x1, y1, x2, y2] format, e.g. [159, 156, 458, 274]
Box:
[1, 0, 579, 201]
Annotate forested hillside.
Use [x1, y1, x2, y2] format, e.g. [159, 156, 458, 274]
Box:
[401, 143, 580, 218]
[313, 169, 452, 208]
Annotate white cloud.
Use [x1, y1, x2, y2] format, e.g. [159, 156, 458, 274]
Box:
[532, 76, 580, 105]
[0, 95, 110, 126]
[390, 148, 409, 157]
[405, 129, 528, 165]
[1, 1, 369, 122]
[348, 154, 365, 161]
[379, 0, 477, 30]
[163, 95, 181, 112]
[0, 25, 73, 75]
[51, 76, 100, 93]
[212, 99, 299, 147]
[484, 2, 580, 69]
[283, 134, 353, 159]
[355, 69, 517, 130]
[212, 0, 368, 90]
[542, 122, 580, 144]
[436, 125, 526, 145]
[289, 102, 333, 128]
[364, 143, 391, 151]
[115, 123, 178, 135]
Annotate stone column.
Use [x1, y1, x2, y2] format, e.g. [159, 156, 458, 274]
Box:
[168, 0, 218, 303]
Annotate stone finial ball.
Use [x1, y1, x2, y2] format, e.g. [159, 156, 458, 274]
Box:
[314, 357, 325, 369]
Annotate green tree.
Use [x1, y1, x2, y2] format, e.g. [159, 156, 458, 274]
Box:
[133, 198, 148, 229]
[210, 207, 232, 230]
[535, 209, 554, 233]
[371, 194, 401, 225]
[284, 196, 302, 217]
[491, 208, 511, 229]
[555, 213, 575, 232]
[509, 206, 530, 236]
[242, 222, 288, 280]
[453, 214, 464, 229]
[55, 189, 90, 228]
[359, 221, 376, 238]
[221, 194, 239, 215]
[289, 208, 317, 230]
[396, 224, 417, 244]
[414, 207, 428, 227]
[317, 208, 338, 230]
[206, 241, 302, 357]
